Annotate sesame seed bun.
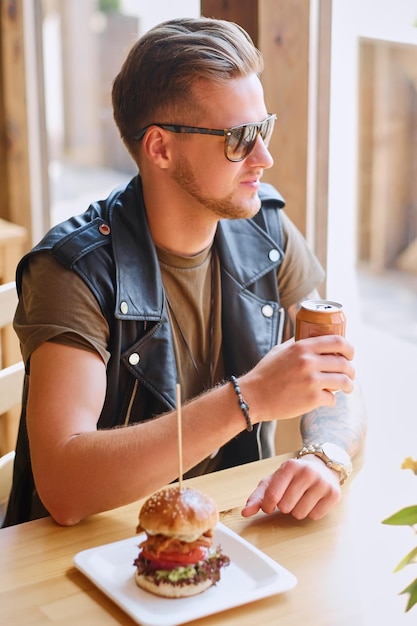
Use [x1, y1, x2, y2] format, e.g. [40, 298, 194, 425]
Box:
[138, 486, 219, 542]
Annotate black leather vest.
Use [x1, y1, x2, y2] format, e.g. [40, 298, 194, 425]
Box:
[4, 176, 285, 526]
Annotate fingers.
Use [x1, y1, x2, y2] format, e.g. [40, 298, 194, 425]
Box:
[293, 342, 355, 395]
[274, 460, 341, 519]
[304, 334, 354, 360]
[294, 339, 355, 378]
[241, 474, 288, 517]
[240, 497, 261, 517]
[318, 353, 355, 377]
[241, 458, 341, 521]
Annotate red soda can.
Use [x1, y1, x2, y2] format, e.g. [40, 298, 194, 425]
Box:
[295, 300, 346, 340]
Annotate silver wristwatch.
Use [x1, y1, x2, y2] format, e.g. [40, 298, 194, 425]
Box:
[296, 442, 352, 484]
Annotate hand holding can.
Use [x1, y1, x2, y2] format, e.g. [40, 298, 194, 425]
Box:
[295, 300, 348, 394]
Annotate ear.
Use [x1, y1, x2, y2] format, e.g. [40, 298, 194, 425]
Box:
[141, 127, 172, 169]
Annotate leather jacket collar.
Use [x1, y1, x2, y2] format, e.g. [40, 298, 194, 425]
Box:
[107, 176, 285, 324]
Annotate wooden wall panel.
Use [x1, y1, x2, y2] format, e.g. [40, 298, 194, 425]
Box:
[314, 0, 332, 275]
[200, 0, 258, 45]
[259, 0, 310, 235]
[0, 0, 32, 242]
[0, 16, 10, 219]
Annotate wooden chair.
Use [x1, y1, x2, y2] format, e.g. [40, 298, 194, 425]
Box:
[0, 281, 24, 455]
[0, 282, 23, 523]
[0, 449, 15, 525]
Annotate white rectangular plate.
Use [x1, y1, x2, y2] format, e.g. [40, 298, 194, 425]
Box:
[74, 522, 297, 626]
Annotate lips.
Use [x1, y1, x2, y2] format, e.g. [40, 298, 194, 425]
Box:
[241, 176, 260, 185]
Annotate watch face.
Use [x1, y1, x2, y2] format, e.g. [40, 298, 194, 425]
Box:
[322, 442, 350, 465]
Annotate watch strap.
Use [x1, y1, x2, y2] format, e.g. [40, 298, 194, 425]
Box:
[296, 443, 352, 484]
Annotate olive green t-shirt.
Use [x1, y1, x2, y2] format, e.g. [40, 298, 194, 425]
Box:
[157, 245, 224, 400]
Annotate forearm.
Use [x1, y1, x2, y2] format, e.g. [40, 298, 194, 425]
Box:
[299, 384, 367, 458]
[34, 380, 245, 525]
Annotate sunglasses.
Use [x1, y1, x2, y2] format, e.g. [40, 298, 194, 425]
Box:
[134, 114, 277, 162]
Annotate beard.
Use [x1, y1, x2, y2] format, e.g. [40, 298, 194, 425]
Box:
[170, 153, 261, 220]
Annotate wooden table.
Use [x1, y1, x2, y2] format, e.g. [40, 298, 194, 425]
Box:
[0, 452, 415, 626]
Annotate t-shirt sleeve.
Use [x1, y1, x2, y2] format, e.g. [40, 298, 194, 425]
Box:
[277, 211, 325, 310]
[14, 253, 111, 366]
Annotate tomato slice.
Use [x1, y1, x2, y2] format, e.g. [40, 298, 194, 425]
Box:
[142, 545, 207, 568]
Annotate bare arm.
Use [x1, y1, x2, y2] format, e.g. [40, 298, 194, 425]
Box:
[27, 342, 245, 525]
[300, 385, 366, 457]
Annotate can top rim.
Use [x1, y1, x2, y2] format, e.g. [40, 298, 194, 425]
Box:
[300, 299, 343, 312]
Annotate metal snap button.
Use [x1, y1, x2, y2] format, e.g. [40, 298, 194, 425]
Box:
[268, 249, 280, 262]
[120, 301, 128, 314]
[129, 353, 140, 366]
[262, 304, 274, 318]
[98, 223, 111, 235]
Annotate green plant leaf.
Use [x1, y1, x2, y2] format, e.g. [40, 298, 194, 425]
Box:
[382, 506, 417, 526]
[394, 546, 417, 573]
[400, 577, 417, 612]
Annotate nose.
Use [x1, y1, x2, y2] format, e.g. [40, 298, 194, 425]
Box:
[247, 135, 274, 170]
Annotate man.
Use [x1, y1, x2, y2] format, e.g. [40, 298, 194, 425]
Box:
[3, 17, 366, 527]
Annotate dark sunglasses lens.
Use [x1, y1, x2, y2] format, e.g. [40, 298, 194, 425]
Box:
[225, 116, 276, 161]
[260, 116, 276, 146]
[226, 125, 257, 161]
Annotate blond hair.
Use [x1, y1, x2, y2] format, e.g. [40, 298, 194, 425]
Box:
[112, 17, 263, 157]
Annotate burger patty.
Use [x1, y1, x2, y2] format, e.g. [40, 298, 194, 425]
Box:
[139, 530, 213, 557]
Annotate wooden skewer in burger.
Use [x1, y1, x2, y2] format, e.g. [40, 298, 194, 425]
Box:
[133, 385, 230, 598]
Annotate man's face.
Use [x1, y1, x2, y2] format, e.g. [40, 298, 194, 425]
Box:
[168, 73, 275, 221]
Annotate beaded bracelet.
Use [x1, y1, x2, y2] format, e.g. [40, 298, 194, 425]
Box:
[230, 375, 253, 432]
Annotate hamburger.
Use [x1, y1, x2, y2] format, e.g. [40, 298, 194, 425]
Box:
[133, 486, 230, 598]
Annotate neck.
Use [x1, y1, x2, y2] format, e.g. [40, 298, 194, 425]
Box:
[142, 181, 218, 256]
